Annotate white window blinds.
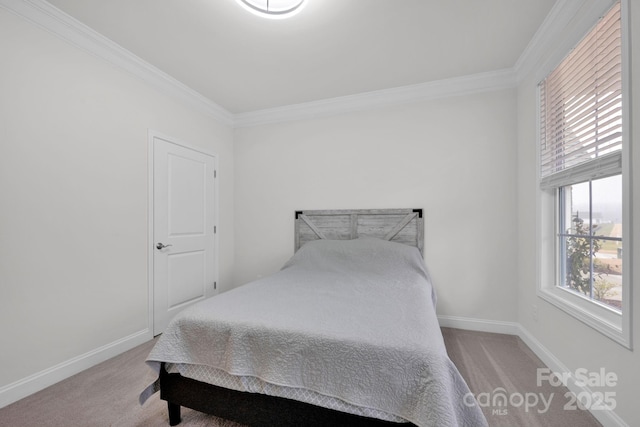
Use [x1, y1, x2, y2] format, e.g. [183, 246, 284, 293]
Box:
[539, 1, 622, 189]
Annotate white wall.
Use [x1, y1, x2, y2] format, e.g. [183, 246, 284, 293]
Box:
[0, 8, 234, 396]
[516, 2, 639, 426]
[234, 89, 519, 322]
[4, 1, 636, 424]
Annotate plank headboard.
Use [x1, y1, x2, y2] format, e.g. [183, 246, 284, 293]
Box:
[294, 209, 424, 255]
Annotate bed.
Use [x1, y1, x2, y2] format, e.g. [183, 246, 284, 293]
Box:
[140, 209, 487, 427]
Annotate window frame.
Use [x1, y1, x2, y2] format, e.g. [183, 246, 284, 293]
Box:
[536, 0, 632, 349]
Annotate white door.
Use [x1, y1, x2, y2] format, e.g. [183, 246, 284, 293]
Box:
[152, 134, 217, 335]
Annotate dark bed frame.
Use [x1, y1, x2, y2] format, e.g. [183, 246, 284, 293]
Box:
[158, 209, 424, 426]
[160, 363, 417, 426]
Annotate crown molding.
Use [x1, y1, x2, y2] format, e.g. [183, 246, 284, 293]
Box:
[233, 69, 518, 128]
[514, 0, 617, 83]
[4, 0, 591, 129]
[0, 0, 235, 126]
[513, 0, 583, 82]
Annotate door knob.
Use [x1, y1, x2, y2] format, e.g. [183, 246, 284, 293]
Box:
[156, 242, 173, 250]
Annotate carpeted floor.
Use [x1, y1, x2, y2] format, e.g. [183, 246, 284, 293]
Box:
[0, 328, 601, 426]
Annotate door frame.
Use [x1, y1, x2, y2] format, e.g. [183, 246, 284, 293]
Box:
[147, 129, 219, 337]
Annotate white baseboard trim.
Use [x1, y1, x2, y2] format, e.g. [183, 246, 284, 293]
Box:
[438, 315, 629, 427]
[0, 328, 152, 409]
[1, 319, 630, 426]
[516, 325, 629, 427]
[437, 314, 520, 336]
[438, 315, 628, 427]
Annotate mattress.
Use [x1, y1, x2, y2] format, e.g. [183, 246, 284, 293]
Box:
[141, 237, 487, 427]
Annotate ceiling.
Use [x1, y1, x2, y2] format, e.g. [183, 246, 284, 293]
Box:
[45, 0, 557, 114]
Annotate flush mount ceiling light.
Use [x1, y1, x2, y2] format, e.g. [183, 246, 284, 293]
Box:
[236, 0, 306, 19]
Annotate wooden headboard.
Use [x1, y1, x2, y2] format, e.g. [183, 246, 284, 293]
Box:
[294, 209, 424, 255]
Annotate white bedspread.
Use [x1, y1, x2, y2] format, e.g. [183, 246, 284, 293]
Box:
[141, 238, 487, 427]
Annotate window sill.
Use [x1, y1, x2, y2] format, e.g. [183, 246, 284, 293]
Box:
[537, 285, 631, 349]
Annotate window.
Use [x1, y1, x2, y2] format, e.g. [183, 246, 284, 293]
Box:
[558, 176, 622, 310]
[537, 1, 631, 347]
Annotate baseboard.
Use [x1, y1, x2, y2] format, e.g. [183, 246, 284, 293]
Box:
[516, 325, 629, 427]
[1, 319, 630, 426]
[437, 314, 521, 335]
[438, 315, 628, 427]
[0, 328, 152, 409]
